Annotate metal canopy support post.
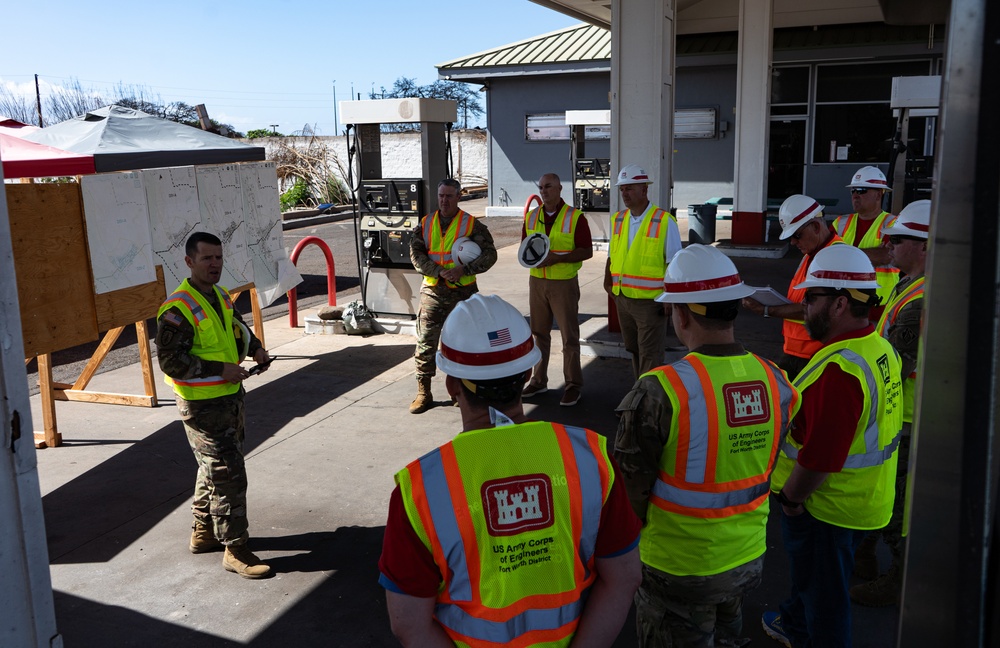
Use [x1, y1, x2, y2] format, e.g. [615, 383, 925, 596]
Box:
[900, 0, 1000, 644]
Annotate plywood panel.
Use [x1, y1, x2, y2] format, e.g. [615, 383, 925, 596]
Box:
[7, 183, 99, 357]
[95, 265, 166, 332]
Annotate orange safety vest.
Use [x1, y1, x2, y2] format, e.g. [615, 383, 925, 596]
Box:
[877, 275, 925, 422]
[422, 209, 477, 288]
[782, 235, 845, 359]
[524, 203, 584, 280]
[640, 353, 800, 576]
[608, 205, 674, 299]
[395, 421, 614, 647]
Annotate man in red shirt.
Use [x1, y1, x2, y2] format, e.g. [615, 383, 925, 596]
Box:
[520, 173, 594, 407]
[379, 294, 642, 647]
[762, 245, 902, 647]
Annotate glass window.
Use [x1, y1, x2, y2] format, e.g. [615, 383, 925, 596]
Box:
[772, 66, 810, 104]
[816, 61, 931, 103]
[813, 104, 896, 163]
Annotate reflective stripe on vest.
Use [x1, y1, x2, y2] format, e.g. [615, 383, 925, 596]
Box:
[784, 347, 900, 469]
[525, 204, 583, 280]
[423, 210, 477, 287]
[401, 422, 609, 645]
[877, 276, 924, 421]
[609, 206, 673, 298]
[157, 279, 240, 400]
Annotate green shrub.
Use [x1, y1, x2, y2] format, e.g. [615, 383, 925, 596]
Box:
[280, 180, 312, 211]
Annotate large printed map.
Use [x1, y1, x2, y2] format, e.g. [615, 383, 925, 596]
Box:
[80, 172, 158, 294]
[77, 162, 302, 306]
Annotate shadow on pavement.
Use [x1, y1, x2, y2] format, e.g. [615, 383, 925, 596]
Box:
[43, 343, 414, 565]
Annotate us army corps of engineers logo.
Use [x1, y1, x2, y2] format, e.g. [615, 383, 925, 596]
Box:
[482, 474, 554, 537]
[723, 380, 770, 427]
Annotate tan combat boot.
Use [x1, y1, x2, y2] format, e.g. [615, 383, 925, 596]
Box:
[223, 544, 273, 579]
[409, 376, 433, 414]
[189, 521, 223, 554]
[850, 564, 902, 607]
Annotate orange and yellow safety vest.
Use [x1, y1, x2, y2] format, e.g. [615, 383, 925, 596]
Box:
[609, 205, 675, 299]
[422, 209, 477, 288]
[524, 203, 584, 280]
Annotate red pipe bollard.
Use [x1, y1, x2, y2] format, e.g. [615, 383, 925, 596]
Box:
[287, 236, 336, 328]
[524, 193, 542, 217]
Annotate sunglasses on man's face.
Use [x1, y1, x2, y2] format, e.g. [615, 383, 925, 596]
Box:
[887, 235, 922, 244]
[851, 188, 871, 195]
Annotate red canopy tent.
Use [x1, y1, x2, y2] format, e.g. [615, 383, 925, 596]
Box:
[1, 131, 96, 179]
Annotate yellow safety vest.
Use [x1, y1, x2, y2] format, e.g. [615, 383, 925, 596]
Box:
[771, 331, 903, 529]
[157, 278, 240, 400]
[395, 421, 614, 647]
[524, 203, 584, 280]
[640, 352, 800, 576]
[609, 205, 674, 299]
[422, 209, 477, 288]
[833, 211, 900, 306]
[877, 275, 925, 423]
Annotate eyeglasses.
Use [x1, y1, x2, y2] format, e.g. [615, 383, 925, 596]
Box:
[887, 235, 922, 244]
[802, 291, 842, 304]
[851, 188, 871, 195]
[790, 222, 815, 240]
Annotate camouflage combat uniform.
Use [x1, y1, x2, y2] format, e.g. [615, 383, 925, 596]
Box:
[155, 287, 262, 545]
[879, 274, 923, 561]
[614, 343, 776, 648]
[409, 215, 497, 378]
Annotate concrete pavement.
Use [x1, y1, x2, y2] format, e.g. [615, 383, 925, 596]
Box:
[28, 228, 897, 647]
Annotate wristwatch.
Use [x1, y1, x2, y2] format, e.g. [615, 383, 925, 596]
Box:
[774, 489, 803, 509]
[763, 306, 771, 318]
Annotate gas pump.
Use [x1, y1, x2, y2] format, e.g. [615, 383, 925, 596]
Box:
[565, 110, 612, 240]
[888, 76, 939, 213]
[341, 98, 458, 317]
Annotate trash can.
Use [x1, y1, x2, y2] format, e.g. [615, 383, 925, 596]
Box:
[688, 203, 717, 245]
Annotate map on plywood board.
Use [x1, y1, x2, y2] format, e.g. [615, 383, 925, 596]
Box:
[197, 163, 253, 289]
[80, 172, 157, 294]
[239, 161, 303, 306]
[144, 166, 201, 294]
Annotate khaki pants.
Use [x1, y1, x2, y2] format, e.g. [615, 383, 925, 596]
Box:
[527, 275, 582, 389]
[615, 294, 667, 379]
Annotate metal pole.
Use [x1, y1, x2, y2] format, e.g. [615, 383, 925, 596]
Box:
[34, 74, 43, 128]
[333, 81, 339, 136]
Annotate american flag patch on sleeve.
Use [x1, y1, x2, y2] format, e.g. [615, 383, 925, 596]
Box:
[487, 328, 512, 347]
[162, 311, 184, 327]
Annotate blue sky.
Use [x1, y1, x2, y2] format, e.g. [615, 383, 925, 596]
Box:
[0, 1, 580, 135]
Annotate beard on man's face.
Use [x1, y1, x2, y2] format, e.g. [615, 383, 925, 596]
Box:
[805, 303, 832, 341]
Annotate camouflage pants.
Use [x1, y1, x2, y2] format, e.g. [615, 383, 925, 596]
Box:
[414, 282, 478, 378]
[635, 557, 763, 648]
[178, 392, 249, 545]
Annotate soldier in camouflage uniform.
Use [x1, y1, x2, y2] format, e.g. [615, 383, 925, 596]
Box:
[851, 200, 929, 607]
[408, 178, 497, 413]
[155, 231, 273, 579]
[613, 245, 799, 647]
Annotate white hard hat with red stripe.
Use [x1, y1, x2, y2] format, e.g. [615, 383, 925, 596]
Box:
[883, 200, 931, 239]
[778, 194, 823, 240]
[615, 164, 654, 186]
[794, 244, 879, 291]
[436, 294, 541, 380]
[847, 166, 891, 191]
[655, 244, 755, 303]
[452, 237, 482, 265]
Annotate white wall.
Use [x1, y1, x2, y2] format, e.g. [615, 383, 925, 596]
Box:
[248, 129, 488, 196]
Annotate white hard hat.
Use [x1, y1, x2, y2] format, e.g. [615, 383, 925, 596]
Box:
[436, 294, 541, 380]
[847, 166, 891, 191]
[778, 194, 824, 240]
[655, 244, 755, 304]
[794, 245, 879, 291]
[615, 164, 653, 186]
[452, 237, 481, 265]
[883, 200, 931, 239]
[518, 232, 550, 268]
[233, 319, 251, 362]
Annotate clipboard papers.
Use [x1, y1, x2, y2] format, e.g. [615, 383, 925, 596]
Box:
[747, 286, 792, 307]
